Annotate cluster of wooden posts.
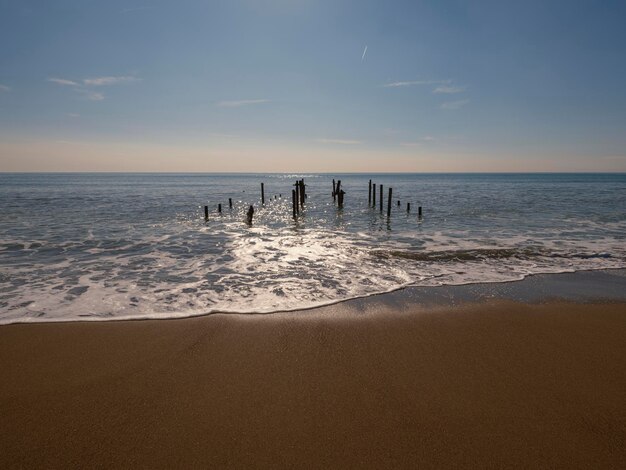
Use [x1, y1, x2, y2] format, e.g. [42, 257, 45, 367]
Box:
[368, 179, 422, 218]
[204, 178, 422, 224]
[291, 179, 306, 219]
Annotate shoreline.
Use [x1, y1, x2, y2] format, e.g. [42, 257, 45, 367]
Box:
[1, 289, 626, 467]
[2, 268, 626, 326]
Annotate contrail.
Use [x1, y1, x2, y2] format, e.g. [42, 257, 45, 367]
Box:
[361, 45, 368, 61]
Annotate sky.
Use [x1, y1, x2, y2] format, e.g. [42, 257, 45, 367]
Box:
[1, 0, 626, 172]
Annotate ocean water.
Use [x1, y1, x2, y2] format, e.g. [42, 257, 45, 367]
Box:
[1, 173, 625, 324]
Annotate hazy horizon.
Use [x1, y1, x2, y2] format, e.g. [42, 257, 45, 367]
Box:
[2, 1, 625, 172]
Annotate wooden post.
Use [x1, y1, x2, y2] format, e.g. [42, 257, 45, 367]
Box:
[218, 203, 222, 213]
[295, 182, 300, 212]
[387, 188, 392, 217]
[379, 184, 383, 212]
[372, 184, 376, 206]
[397, 200, 400, 206]
[368, 179, 372, 205]
[338, 190, 345, 208]
[292, 189, 297, 218]
[204, 205, 208, 220]
[299, 180, 305, 206]
[332, 179, 336, 200]
[247, 205, 254, 225]
[261, 183, 265, 205]
[407, 202, 411, 213]
[336, 180, 341, 198]
[229, 198, 233, 209]
[418, 206, 422, 218]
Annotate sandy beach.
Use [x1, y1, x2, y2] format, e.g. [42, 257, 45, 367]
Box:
[1, 298, 625, 469]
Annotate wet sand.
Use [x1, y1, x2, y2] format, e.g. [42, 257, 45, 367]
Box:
[1, 300, 625, 469]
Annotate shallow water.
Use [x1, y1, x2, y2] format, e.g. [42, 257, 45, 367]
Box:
[1, 173, 625, 323]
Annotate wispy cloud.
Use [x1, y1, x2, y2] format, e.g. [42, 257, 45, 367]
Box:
[83, 76, 140, 86]
[441, 99, 469, 110]
[400, 136, 436, 146]
[47, 78, 79, 86]
[316, 138, 362, 145]
[361, 45, 368, 62]
[0, 83, 11, 92]
[80, 90, 105, 101]
[382, 79, 450, 88]
[433, 85, 465, 94]
[47, 75, 140, 101]
[216, 99, 270, 108]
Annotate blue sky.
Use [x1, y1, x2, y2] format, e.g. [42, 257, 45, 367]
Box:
[1, 0, 625, 171]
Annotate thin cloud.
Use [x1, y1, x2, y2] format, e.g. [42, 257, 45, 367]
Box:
[48, 74, 140, 102]
[79, 90, 105, 101]
[433, 85, 465, 94]
[83, 76, 140, 86]
[316, 138, 362, 145]
[441, 99, 469, 110]
[382, 79, 450, 88]
[361, 45, 368, 61]
[48, 77, 80, 86]
[216, 99, 270, 107]
[0, 83, 10, 92]
[401, 136, 436, 146]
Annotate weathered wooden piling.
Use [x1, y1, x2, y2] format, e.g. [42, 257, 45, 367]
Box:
[336, 180, 341, 198]
[299, 180, 305, 206]
[229, 198, 233, 209]
[295, 182, 300, 211]
[379, 184, 383, 212]
[338, 190, 345, 208]
[372, 184, 376, 206]
[368, 179, 372, 205]
[218, 203, 222, 213]
[261, 183, 265, 205]
[397, 200, 400, 206]
[204, 205, 209, 220]
[407, 202, 411, 212]
[418, 206, 423, 218]
[247, 205, 254, 225]
[387, 188, 392, 217]
[332, 179, 336, 200]
[292, 189, 297, 218]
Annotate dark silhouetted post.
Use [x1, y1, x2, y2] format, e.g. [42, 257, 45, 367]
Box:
[407, 202, 411, 213]
[338, 190, 345, 208]
[218, 203, 222, 213]
[372, 184, 376, 206]
[418, 206, 423, 218]
[387, 188, 392, 217]
[295, 182, 300, 211]
[299, 180, 305, 206]
[332, 179, 336, 200]
[204, 205, 208, 220]
[397, 200, 400, 206]
[261, 183, 265, 205]
[292, 189, 297, 218]
[336, 180, 341, 198]
[229, 198, 233, 209]
[379, 184, 383, 212]
[247, 205, 254, 225]
[368, 179, 372, 205]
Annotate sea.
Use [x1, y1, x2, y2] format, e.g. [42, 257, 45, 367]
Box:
[1, 173, 625, 324]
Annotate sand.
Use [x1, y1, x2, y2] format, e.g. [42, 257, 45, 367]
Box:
[1, 300, 625, 469]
